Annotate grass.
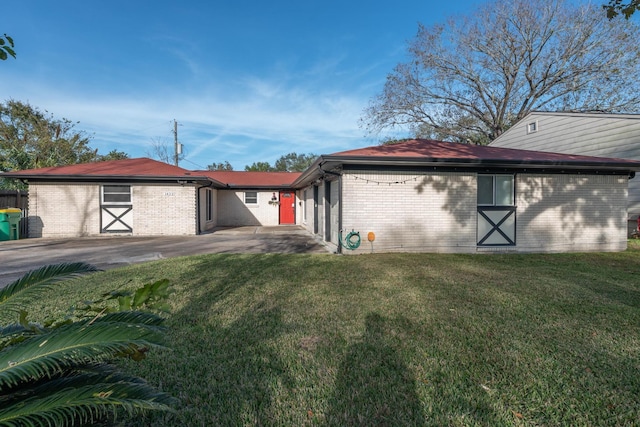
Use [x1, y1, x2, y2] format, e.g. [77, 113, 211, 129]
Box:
[4, 242, 640, 426]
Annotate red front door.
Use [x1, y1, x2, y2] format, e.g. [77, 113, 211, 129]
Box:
[279, 191, 295, 224]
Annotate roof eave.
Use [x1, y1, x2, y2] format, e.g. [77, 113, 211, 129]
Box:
[292, 156, 640, 188]
[291, 156, 325, 188]
[223, 184, 297, 189]
[336, 155, 640, 169]
[0, 173, 222, 186]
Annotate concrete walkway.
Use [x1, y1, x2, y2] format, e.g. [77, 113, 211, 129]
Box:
[0, 226, 330, 287]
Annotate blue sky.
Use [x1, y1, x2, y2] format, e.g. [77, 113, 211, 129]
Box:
[2, 0, 479, 170]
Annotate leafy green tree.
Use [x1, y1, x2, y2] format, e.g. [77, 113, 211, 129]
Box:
[207, 161, 234, 171]
[0, 100, 127, 189]
[99, 149, 130, 161]
[245, 153, 317, 172]
[0, 263, 175, 426]
[273, 152, 317, 172]
[0, 100, 97, 171]
[0, 34, 15, 60]
[245, 161, 275, 172]
[362, 0, 640, 144]
[604, 0, 640, 18]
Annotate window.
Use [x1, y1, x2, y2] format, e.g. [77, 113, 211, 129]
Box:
[244, 191, 258, 204]
[527, 121, 538, 134]
[102, 185, 131, 204]
[206, 189, 213, 221]
[477, 175, 514, 206]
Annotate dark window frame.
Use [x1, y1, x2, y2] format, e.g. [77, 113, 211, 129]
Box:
[244, 191, 258, 204]
[206, 189, 213, 221]
[477, 174, 514, 207]
[101, 185, 131, 205]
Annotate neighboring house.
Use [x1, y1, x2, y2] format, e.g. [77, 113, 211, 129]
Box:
[3, 139, 640, 253]
[0, 158, 299, 238]
[292, 139, 640, 254]
[490, 111, 640, 232]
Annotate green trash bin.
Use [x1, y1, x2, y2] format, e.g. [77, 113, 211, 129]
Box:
[0, 208, 21, 241]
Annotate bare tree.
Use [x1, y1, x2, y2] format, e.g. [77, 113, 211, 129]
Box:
[146, 137, 184, 165]
[362, 0, 640, 144]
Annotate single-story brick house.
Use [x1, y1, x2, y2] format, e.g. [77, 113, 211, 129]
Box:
[0, 158, 300, 238]
[3, 139, 640, 253]
[292, 139, 640, 253]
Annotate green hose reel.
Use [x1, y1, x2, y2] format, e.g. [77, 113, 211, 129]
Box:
[339, 229, 361, 250]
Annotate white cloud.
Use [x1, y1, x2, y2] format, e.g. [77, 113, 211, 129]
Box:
[0, 32, 408, 170]
[1, 71, 372, 169]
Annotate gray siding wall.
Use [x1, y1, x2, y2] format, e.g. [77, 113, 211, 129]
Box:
[491, 113, 640, 220]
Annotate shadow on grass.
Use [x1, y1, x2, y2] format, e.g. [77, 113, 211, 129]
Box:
[325, 313, 425, 426]
[139, 255, 299, 426]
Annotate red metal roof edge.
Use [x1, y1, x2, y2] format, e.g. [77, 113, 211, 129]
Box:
[4, 140, 640, 190]
[1, 159, 302, 188]
[197, 170, 301, 187]
[292, 139, 640, 187]
[1, 157, 195, 177]
[326, 139, 640, 166]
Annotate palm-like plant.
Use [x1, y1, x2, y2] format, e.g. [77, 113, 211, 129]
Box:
[0, 263, 175, 426]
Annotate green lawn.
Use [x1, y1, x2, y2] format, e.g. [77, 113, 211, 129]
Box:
[5, 243, 640, 426]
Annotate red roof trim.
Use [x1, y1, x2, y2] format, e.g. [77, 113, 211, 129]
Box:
[198, 171, 301, 187]
[4, 140, 640, 190]
[1, 158, 301, 187]
[328, 139, 640, 165]
[2, 158, 194, 177]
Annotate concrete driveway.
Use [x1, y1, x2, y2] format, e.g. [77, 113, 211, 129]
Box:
[0, 226, 330, 287]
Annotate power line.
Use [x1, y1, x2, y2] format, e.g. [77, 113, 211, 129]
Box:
[180, 158, 207, 170]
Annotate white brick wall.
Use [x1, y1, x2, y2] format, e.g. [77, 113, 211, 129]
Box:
[28, 183, 100, 237]
[515, 174, 628, 252]
[216, 190, 281, 226]
[28, 182, 198, 237]
[27, 172, 628, 251]
[133, 184, 196, 235]
[337, 171, 628, 254]
[341, 171, 477, 253]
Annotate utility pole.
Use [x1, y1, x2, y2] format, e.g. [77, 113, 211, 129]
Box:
[173, 119, 182, 166]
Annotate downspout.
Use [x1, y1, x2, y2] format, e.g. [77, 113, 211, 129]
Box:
[195, 184, 201, 235]
[338, 174, 343, 254]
